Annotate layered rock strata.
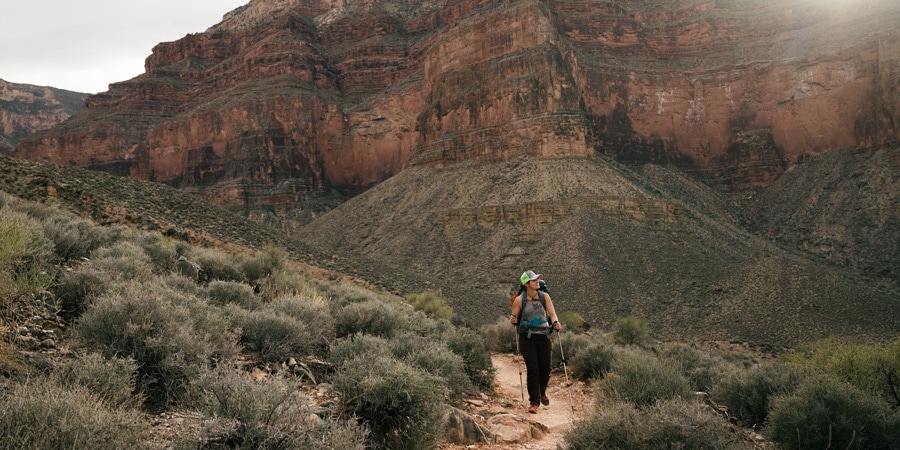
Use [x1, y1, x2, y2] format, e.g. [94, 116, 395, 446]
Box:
[0, 80, 86, 154]
[14, 0, 900, 209]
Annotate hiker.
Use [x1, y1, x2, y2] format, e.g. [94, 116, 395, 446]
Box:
[510, 270, 561, 413]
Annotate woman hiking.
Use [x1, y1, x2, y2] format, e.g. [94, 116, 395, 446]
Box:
[510, 270, 561, 413]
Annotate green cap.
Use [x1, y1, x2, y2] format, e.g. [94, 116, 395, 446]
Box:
[520, 270, 542, 285]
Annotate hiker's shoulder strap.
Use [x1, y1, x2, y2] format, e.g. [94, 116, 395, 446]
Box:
[537, 290, 546, 309]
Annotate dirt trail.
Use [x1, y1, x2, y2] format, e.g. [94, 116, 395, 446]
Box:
[442, 352, 594, 449]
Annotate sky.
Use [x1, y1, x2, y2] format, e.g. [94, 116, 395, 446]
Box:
[1, 0, 249, 94]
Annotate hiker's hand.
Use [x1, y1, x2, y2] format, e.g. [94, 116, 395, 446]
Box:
[552, 321, 561, 331]
[510, 314, 517, 324]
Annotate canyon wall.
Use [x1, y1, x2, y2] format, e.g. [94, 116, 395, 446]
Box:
[0, 80, 86, 154]
[14, 0, 900, 209]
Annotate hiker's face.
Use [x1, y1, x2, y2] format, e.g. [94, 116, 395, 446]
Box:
[527, 279, 539, 288]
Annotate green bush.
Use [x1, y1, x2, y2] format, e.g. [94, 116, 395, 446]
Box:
[599, 347, 690, 407]
[0, 214, 54, 296]
[269, 294, 334, 338]
[552, 332, 596, 370]
[208, 280, 259, 309]
[571, 340, 615, 380]
[659, 343, 727, 393]
[764, 377, 900, 450]
[394, 337, 473, 399]
[613, 315, 650, 346]
[0, 378, 148, 449]
[334, 299, 410, 339]
[782, 336, 900, 407]
[564, 397, 748, 449]
[314, 278, 393, 310]
[241, 309, 318, 362]
[54, 352, 141, 409]
[90, 241, 154, 282]
[51, 264, 109, 320]
[558, 310, 589, 333]
[192, 248, 246, 283]
[479, 316, 518, 353]
[255, 267, 315, 301]
[138, 233, 178, 274]
[38, 215, 108, 261]
[334, 355, 445, 449]
[442, 325, 495, 391]
[242, 244, 286, 283]
[329, 333, 392, 367]
[405, 291, 454, 319]
[711, 361, 799, 428]
[190, 367, 366, 449]
[75, 281, 230, 407]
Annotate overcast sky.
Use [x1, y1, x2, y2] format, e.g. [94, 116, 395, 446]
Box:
[1, 1, 248, 94]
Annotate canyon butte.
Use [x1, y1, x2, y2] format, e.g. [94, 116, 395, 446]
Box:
[10, 0, 899, 347]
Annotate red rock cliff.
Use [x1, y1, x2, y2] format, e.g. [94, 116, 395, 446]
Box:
[0, 80, 86, 154]
[14, 0, 900, 208]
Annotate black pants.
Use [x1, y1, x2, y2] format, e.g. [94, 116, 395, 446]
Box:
[518, 332, 552, 406]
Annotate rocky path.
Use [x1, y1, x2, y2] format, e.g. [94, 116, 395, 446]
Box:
[441, 352, 594, 449]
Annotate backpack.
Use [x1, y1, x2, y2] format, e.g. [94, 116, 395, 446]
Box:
[508, 279, 548, 307]
[512, 290, 547, 327]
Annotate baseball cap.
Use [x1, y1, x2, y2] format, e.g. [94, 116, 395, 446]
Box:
[520, 270, 542, 285]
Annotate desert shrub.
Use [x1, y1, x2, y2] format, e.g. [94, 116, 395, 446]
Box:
[613, 315, 650, 346]
[442, 325, 495, 391]
[90, 241, 154, 282]
[314, 278, 385, 309]
[479, 316, 518, 353]
[558, 310, 589, 333]
[781, 336, 900, 407]
[241, 309, 318, 362]
[190, 367, 366, 449]
[1, 197, 48, 220]
[208, 280, 259, 309]
[659, 343, 728, 392]
[38, 214, 108, 261]
[256, 267, 322, 302]
[0, 378, 147, 449]
[565, 397, 748, 450]
[269, 293, 334, 337]
[764, 377, 900, 450]
[404, 291, 454, 319]
[0, 340, 31, 380]
[599, 347, 690, 407]
[334, 355, 445, 449]
[0, 214, 54, 295]
[51, 264, 109, 320]
[159, 272, 207, 298]
[138, 233, 178, 273]
[552, 332, 595, 369]
[242, 244, 286, 283]
[54, 352, 141, 409]
[392, 336, 473, 398]
[192, 248, 246, 283]
[711, 360, 800, 428]
[329, 333, 392, 367]
[334, 299, 410, 339]
[75, 281, 229, 407]
[571, 340, 615, 380]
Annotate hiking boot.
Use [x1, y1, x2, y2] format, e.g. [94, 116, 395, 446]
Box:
[540, 395, 550, 406]
[528, 403, 539, 414]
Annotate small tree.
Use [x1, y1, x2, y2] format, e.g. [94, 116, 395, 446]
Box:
[613, 316, 650, 346]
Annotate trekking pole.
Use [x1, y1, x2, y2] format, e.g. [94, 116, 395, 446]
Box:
[515, 331, 524, 402]
[556, 329, 570, 387]
[555, 329, 578, 420]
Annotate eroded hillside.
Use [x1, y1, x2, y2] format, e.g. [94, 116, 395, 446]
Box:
[299, 154, 900, 347]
